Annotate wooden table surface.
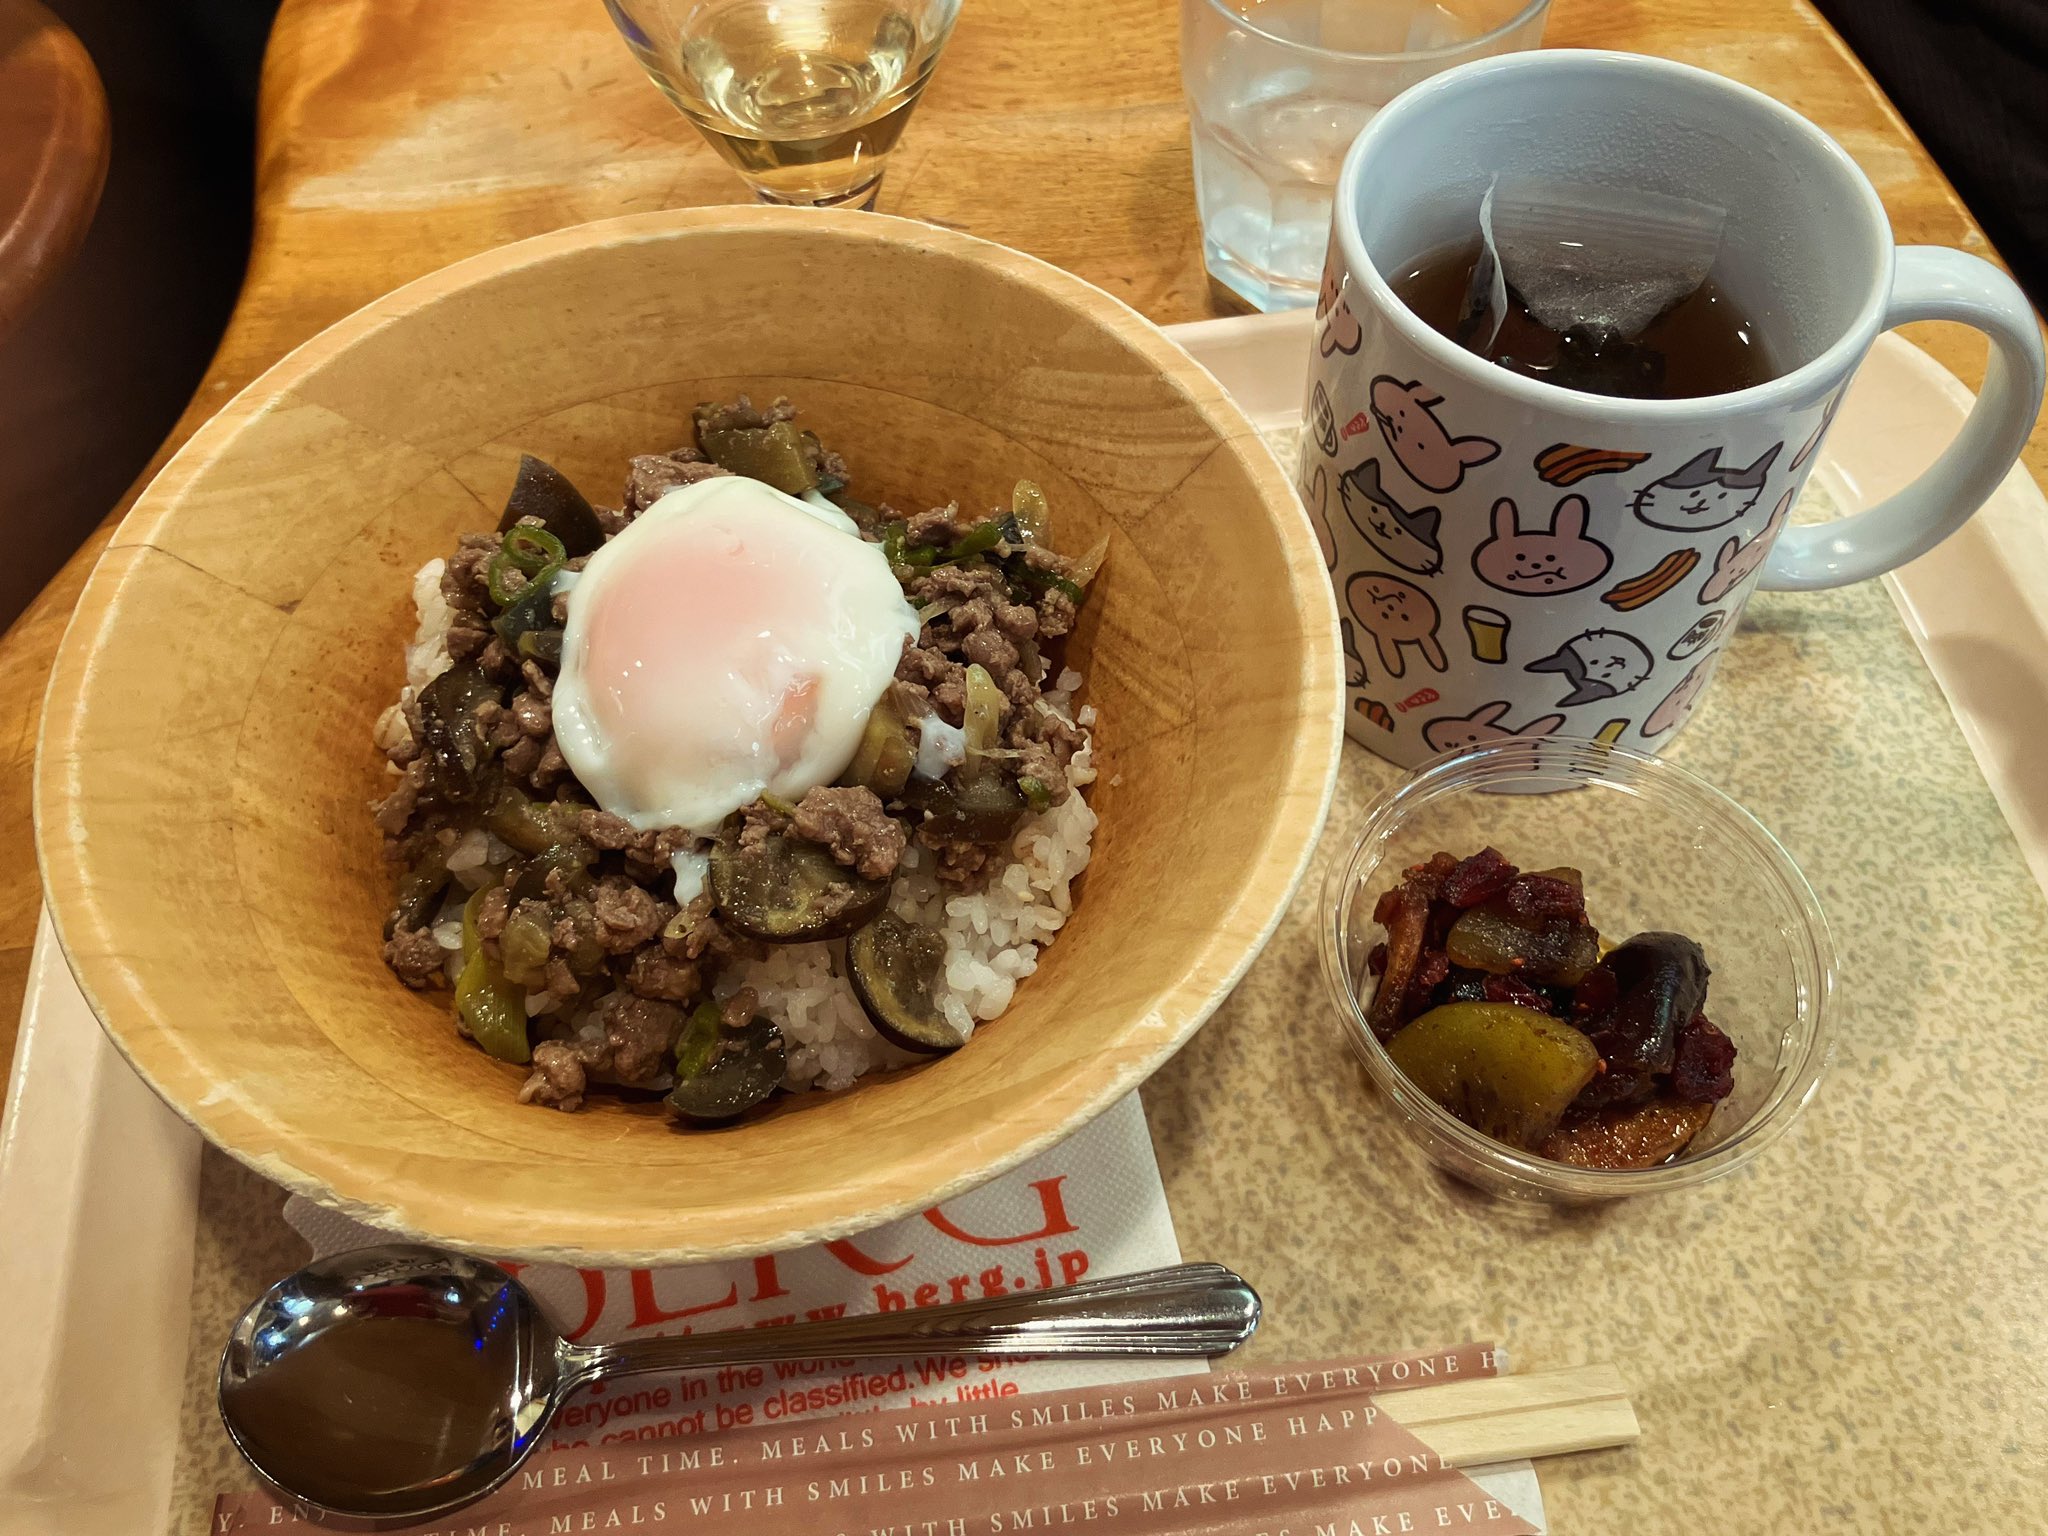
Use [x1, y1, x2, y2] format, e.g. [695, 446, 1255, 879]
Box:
[9, 2, 2047, 1530]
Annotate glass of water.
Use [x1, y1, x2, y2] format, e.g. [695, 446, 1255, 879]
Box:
[1181, 0, 1550, 311]
[605, 0, 963, 209]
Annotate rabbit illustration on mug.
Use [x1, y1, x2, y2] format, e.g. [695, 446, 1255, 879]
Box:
[1369, 377, 1500, 492]
[1471, 494, 1614, 596]
[1422, 701, 1566, 753]
[1300, 465, 1337, 570]
[1345, 571, 1447, 678]
[1699, 490, 1793, 603]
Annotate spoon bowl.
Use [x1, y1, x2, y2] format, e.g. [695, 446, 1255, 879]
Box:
[219, 1247, 563, 1522]
[219, 1243, 1260, 1525]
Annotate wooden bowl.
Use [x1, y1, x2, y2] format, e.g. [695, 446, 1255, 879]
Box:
[36, 208, 1342, 1264]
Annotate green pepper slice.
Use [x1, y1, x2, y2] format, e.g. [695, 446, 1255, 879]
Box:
[455, 947, 530, 1064]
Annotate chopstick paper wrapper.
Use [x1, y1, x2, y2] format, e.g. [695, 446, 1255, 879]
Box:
[211, 1344, 1635, 1535]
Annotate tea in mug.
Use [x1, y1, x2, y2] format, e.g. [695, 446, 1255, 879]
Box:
[1389, 237, 1778, 400]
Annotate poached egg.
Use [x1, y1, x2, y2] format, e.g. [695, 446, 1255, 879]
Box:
[551, 476, 919, 833]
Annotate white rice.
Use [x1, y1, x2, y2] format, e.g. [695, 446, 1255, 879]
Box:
[390, 555, 1098, 1097]
[372, 557, 456, 763]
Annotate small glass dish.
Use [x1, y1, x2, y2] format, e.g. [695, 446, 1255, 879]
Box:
[1322, 740, 1834, 1200]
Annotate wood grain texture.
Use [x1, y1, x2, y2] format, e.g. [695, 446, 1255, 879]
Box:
[0, 1, 2039, 1085]
[1380, 1364, 1641, 1466]
[34, 207, 1344, 1263]
[0, 0, 109, 341]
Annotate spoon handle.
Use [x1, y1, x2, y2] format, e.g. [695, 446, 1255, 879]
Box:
[563, 1263, 1259, 1385]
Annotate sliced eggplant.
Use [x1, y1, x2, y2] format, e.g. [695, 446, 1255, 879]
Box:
[416, 665, 500, 802]
[1591, 932, 1710, 1076]
[491, 572, 560, 650]
[899, 772, 1028, 844]
[385, 843, 451, 938]
[517, 627, 564, 665]
[847, 911, 966, 1054]
[666, 1016, 786, 1123]
[497, 454, 604, 557]
[710, 823, 889, 942]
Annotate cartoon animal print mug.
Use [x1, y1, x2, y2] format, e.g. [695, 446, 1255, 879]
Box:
[1303, 50, 2047, 767]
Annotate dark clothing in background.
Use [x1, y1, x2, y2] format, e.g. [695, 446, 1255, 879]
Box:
[1816, 0, 2048, 305]
[0, 1, 276, 628]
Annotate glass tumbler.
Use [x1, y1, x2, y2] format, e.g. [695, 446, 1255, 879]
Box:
[1180, 0, 1551, 311]
[605, 0, 963, 209]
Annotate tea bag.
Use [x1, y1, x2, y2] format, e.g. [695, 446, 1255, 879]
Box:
[1458, 174, 1727, 396]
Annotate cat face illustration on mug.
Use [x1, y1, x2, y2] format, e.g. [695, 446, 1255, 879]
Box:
[1525, 628, 1652, 706]
[1340, 459, 1442, 575]
[1632, 443, 1781, 531]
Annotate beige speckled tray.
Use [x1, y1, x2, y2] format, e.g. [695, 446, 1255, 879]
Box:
[6, 318, 2048, 1536]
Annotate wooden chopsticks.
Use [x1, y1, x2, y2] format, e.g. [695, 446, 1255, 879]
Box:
[1377, 1364, 1639, 1466]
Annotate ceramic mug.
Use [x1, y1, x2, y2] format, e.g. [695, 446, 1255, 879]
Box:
[1301, 49, 2047, 766]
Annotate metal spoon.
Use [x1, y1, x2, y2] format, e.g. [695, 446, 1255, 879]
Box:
[219, 1243, 1260, 1527]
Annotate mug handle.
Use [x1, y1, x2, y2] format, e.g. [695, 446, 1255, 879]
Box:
[1760, 246, 2047, 591]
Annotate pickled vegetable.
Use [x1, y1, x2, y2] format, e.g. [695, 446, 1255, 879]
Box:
[666, 1016, 787, 1122]
[455, 948, 529, 1064]
[1446, 904, 1598, 985]
[1591, 932, 1710, 1076]
[1539, 1100, 1713, 1169]
[460, 883, 491, 960]
[1366, 881, 1432, 1040]
[695, 414, 816, 495]
[497, 454, 603, 557]
[517, 628, 564, 666]
[847, 911, 965, 1054]
[1386, 1002, 1601, 1150]
[710, 824, 889, 942]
